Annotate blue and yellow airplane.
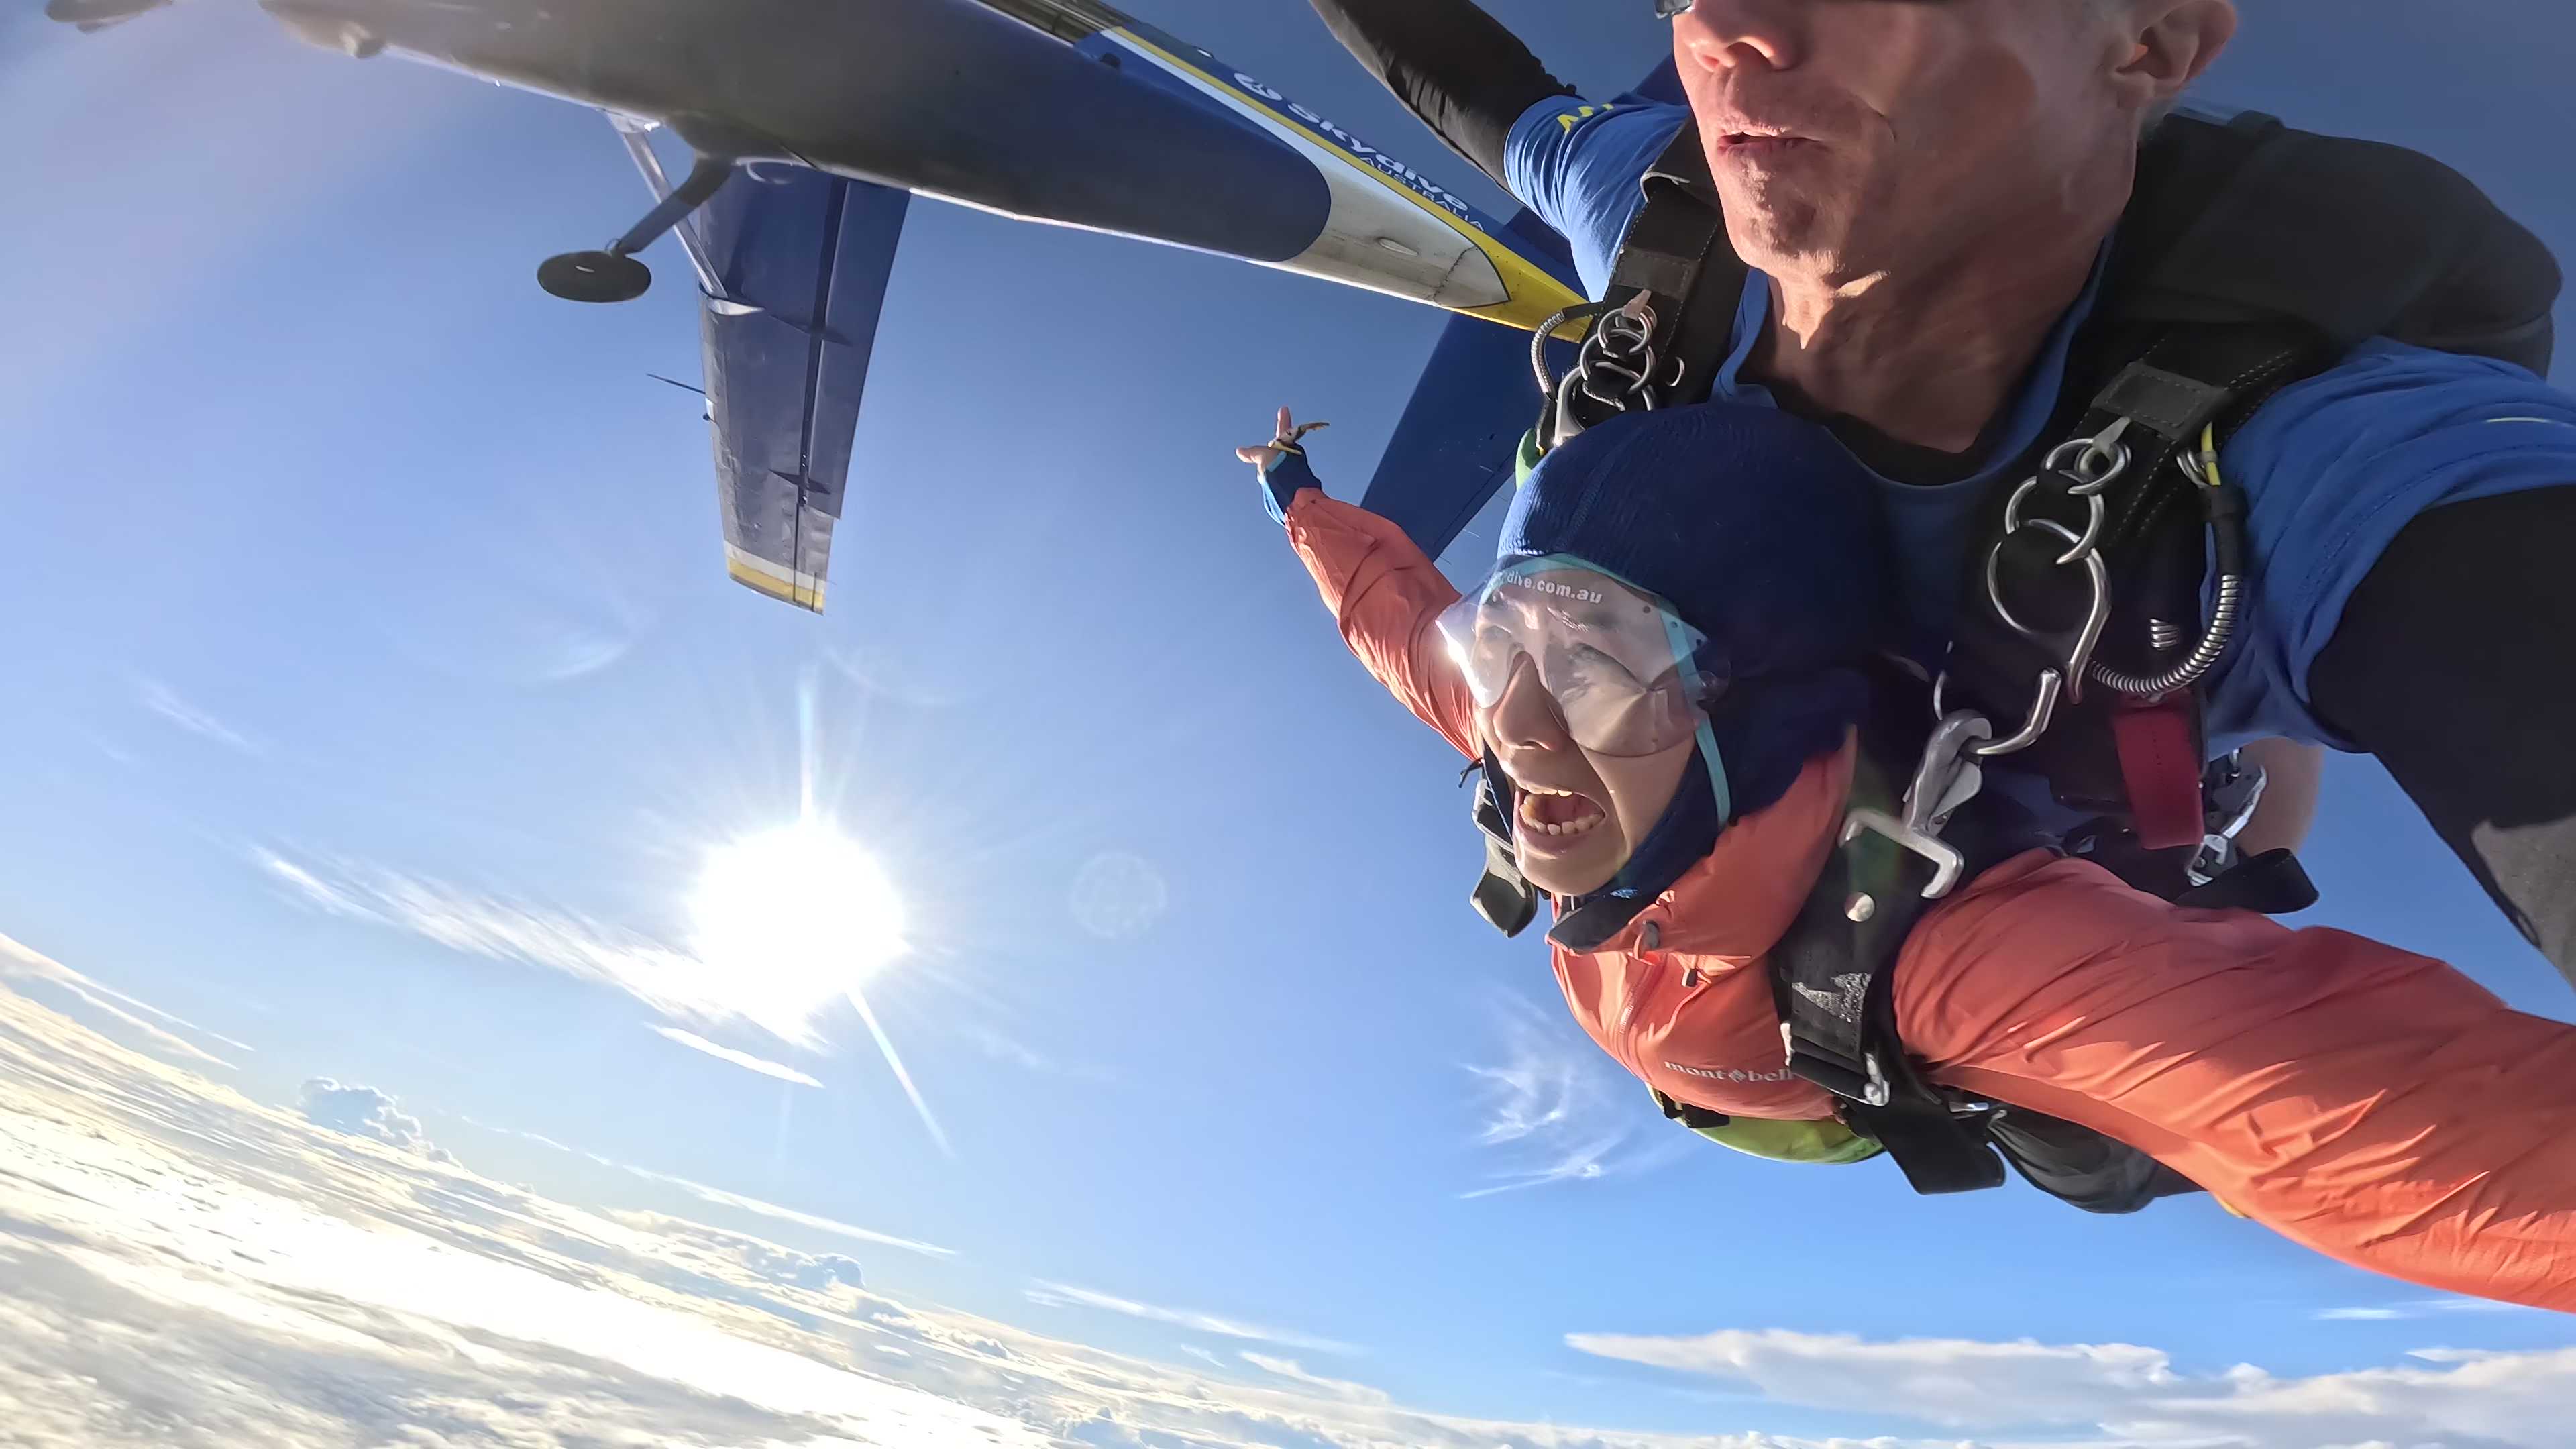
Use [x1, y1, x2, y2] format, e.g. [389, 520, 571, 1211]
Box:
[54, 0, 1657, 610]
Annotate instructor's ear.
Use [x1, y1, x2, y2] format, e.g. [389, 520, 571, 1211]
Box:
[2110, 0, 2237, 109]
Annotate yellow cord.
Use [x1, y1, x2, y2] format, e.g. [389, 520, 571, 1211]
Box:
[2198, 423, 2224, 490]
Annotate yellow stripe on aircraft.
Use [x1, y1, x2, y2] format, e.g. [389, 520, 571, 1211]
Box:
[726, 549, 827, 613]
[1110, 30, 1586, 335]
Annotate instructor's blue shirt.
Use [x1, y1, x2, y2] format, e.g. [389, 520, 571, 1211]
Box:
[1504, 97, 2576, 752]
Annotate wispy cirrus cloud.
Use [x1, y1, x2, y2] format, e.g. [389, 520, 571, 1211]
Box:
[1023, 1281, 1354, 1356]
[1459, 991, 1690, 1200]
[132, 677, 260, 754]
[952, 1021, 1117, 1084]
[648, 1026, 822, 1088]
[1238, 1353, 1389, 1405]
[2312, 1296, 2538, 1322]
[252, 847, 794, 1038]
[606, 1161, 954, 1261]
[429, 1114, 953, 1261]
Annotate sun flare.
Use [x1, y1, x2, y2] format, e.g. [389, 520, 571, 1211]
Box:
[687, 820, 907, 1032]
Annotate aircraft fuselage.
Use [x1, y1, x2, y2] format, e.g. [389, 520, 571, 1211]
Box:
[260, 0, 1579, 326]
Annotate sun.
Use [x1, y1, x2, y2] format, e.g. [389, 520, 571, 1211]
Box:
[687, 818, 908, 1034]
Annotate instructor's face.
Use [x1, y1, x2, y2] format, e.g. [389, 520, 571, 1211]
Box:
[1669, 0, 2137, 280]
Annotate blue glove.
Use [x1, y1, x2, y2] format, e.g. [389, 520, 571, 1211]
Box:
[1258, 445, 1324, 526]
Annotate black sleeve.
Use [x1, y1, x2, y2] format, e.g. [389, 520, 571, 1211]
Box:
[1306, 0, 1579, 191]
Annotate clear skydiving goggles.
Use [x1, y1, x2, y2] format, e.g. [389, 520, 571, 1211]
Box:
[1652, 0, 1694, 17]
[1436, 557, 1723, 761]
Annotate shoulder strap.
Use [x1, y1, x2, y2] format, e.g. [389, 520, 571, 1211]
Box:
[1600, 129, 1749, 406]
[1537, 125, 1744, 454]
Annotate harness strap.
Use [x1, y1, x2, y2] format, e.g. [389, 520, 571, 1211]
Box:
[1466, 755, 1539, 937]
[1945, 325, 2321, 827]
[1770, 810, 2006, 1195]
[1541, 129, 1748, 451]
[1605, 131, 1747, 402]
[1766, 724, 2056, 1196]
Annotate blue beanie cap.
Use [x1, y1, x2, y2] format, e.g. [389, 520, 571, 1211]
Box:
[1497, 402, 1890, 818]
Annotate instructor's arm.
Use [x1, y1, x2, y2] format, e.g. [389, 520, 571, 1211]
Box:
[1305, 0, 1575, 190]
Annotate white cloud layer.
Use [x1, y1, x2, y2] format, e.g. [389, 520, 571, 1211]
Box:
[1568, 1326, 2576, 1446]
[3, 971, 2571, 1449]
[0, 930, 246, 1065]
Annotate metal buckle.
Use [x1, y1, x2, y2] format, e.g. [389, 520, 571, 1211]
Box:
[1840, 712, 1994, 900]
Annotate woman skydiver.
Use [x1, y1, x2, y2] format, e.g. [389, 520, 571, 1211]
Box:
[1238, 399, 2576, 1313]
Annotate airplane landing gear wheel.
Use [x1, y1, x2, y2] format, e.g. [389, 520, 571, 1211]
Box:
[538, 250, 651, 303]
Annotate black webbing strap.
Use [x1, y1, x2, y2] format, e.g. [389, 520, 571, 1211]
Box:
[1772, 835, 2003, 1195]
[1766, 746, 2045, 1196]
[1601, 128, 1748, 409]
[1466, 754, 1539, 937]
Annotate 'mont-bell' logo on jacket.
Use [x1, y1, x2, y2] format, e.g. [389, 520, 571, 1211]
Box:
[1663, 1061, 1796, 1085]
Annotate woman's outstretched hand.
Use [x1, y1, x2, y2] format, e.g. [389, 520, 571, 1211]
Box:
[1236, 407, 1328, 472]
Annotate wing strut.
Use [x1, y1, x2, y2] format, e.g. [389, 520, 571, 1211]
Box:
[610, 116, 727, 297]
[537, 119, 737, 304]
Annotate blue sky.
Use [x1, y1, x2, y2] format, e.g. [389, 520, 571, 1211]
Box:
[3, 1, 2573, 1443]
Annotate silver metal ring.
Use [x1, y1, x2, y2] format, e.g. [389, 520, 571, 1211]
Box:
[1985, 519, 2096, 638]
[2044, 434, 2131, 497]
[2002, 474, 2108, 566]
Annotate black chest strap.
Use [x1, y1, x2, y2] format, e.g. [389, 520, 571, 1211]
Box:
[1766, 684, 2202, 1212]
[1769, 720, 2043, 1195]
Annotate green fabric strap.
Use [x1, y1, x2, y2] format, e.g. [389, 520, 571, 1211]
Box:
[1653, 1089, 1885, 1166]
[1513, 427, 1543, 490]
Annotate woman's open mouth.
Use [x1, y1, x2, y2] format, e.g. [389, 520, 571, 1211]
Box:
[1517, 785, 1607, 843]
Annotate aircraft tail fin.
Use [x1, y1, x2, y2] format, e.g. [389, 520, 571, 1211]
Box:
[1358, 209, 1580, 561]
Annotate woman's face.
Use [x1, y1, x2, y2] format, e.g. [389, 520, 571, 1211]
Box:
[1481, 660, 1701, 898]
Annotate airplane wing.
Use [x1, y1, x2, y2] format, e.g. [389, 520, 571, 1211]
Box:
[692, 167, 912, 612]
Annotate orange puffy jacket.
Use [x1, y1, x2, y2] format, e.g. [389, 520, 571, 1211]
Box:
[1284, 487, 2576, 1313]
